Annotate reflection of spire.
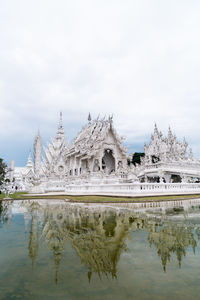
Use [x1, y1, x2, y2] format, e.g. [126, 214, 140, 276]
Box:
[41, 211, 65, 284]
[0, 201, 13, 227]
[88, 270, 92, 283]
[54, 251, 62, 284]
[29, 214, 39, 267]
[161, 254, 168, 272]
[24, 211, 29, 233]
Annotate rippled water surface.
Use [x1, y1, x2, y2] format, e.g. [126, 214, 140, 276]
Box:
[1, 199, 200, 300]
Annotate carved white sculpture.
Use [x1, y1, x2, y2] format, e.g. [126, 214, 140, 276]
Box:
[139, 124, 200, 183]
[34, 131, 42, 176]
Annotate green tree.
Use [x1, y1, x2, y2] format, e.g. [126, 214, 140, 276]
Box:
[0, 158, 7, 186]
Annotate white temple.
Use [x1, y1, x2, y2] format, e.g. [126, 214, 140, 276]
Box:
[7, 114, 200, 194]
[138, 124, 200, 183]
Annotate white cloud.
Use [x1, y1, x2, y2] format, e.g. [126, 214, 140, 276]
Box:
[0, 0, 200, 165]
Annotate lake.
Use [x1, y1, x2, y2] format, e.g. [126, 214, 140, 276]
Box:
[1, 199, 200, 300]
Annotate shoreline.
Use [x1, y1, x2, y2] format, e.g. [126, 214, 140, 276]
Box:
[2, 192, 200, 203]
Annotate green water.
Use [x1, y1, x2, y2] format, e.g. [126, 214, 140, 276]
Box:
[1, 200, 200, 300]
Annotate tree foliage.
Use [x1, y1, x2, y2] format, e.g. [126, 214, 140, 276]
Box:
[0, 158, 7, 186]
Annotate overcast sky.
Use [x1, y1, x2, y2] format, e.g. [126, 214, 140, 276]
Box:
[1, 0, 200, 166]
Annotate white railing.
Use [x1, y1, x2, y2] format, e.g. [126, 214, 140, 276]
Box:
[56, 182, 200, 195]
[144, 162, 200, 173]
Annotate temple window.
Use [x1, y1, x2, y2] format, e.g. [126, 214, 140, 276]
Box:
[151, 155, 160, 164]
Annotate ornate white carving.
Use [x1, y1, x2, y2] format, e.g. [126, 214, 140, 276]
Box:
[140, 124, 200, 183]
[34, 131, 42, 176]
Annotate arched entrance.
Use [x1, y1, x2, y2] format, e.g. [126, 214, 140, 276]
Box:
[102, 149, 115, 175]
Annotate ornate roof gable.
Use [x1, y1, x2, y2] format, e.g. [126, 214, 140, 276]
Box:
[65, 116, 127, 158]
[43, 113, 70, 175]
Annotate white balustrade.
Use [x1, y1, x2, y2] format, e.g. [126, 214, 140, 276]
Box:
[44, 182, 200, 195]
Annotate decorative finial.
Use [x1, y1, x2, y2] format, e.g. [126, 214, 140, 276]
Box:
[59, 112, 63, 128]
[88, 112, 92, 123]
[109, 114, 113, 121]
[154, 123, 159, 135]
[168, 126, 173, 138]
[56, 112, 64, 137]
[26, 150, 33, 168]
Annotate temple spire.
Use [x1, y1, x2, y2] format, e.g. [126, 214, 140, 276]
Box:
[26, 151, 33, 168]
[154, 123, 159, 136]
[88, 112, 92, 123]
[167, 126, 174, 143]
[56, 112, 65, 139]
[34, 130, 42, 175]
[28, 214, 39, 268]
[59, 112, 63, 128]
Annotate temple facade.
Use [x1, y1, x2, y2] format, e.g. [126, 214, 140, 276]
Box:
[7, 114, 200, 193]
[9, 113, 136, 192]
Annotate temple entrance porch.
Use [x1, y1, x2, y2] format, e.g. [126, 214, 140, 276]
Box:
[102, 149, 115, 175]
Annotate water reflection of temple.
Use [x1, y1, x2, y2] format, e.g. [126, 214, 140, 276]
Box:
[148, 223, 197, 271]
[18, 200, 200, 281]
[25, 202, 132, 281]
[0, 200, 13, 227]
[66, 208, 131, 280]
[28, 202, 40, 266]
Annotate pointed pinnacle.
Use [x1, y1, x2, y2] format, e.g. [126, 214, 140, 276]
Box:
[154, 123, 159, 135]
[88, 112, 92, 122]
[59, 112, 63, 128]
